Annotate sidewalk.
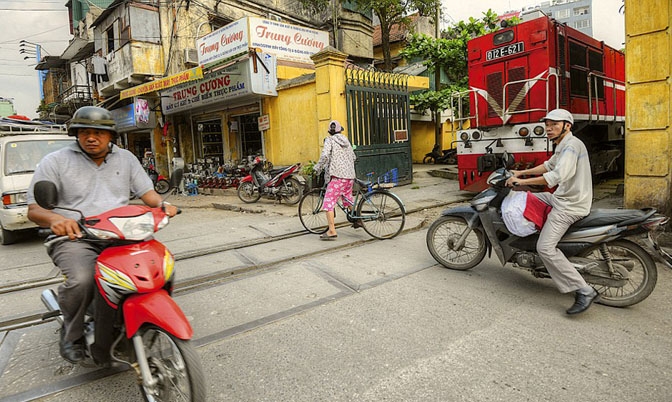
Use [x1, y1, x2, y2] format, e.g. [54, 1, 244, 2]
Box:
[163, 164, 470, 216]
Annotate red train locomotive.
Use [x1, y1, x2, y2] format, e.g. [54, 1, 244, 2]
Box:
[453, 13, 625, 191]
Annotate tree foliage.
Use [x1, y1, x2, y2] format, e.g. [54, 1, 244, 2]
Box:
[400, 9, 519, 114]
[298, 0, 441, 71]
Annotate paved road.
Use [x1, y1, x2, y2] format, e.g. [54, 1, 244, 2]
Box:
[1, 167, 671, 401]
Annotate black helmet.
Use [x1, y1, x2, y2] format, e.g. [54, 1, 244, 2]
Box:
[67, 106, 117, 138]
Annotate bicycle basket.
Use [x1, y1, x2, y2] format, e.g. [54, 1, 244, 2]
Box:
[311, 173, 326, 189]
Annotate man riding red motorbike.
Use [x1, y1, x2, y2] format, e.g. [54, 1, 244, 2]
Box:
[26, 106, 178, 364]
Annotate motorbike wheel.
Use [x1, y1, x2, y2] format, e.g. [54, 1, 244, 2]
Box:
[281, 177, 303, 205]
[578, 239, 658, 307]
[426, 216, 486, 270]
[423, 155, 435, 164]
[237, 182, 261, 203]
[155, 179, 171, 195]
[137, 325, 206, 402]
[298, 189, 329, 234]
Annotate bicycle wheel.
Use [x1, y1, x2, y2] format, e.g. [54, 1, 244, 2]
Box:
[298, 189, 329, 234]
[356, 190, 405, 239]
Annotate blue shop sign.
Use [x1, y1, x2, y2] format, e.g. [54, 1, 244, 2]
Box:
[111, 100, 155, 132]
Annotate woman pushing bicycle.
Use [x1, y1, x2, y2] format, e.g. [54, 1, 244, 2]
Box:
[313, 120, 358, 240]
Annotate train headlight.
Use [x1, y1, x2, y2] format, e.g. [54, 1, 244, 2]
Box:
[471, 131, 481, 140]
[534, 125, 545, 136]
[518, 127, 530, 137]
[460, 132, 469, 141]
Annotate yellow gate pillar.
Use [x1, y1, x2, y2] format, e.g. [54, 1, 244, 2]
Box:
[624, 0, 672, 215]
[311, 47, 348, 139]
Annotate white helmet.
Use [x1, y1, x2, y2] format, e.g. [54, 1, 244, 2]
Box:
[541, 109, 574, 125]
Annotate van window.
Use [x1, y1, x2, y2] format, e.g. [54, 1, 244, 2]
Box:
[4, 139, 71, 175]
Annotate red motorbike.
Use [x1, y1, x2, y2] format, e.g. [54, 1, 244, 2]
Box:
[34, 177, 206, 402]
[237, 156, 304, 204]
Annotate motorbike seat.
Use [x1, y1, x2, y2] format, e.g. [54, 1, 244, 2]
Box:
[269, 166, 290, 175]
[571, 208, 656, 228]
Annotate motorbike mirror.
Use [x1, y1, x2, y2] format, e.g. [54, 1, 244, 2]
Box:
[34, 181, 59, 210]
[170, 168, 184, 189]
[502, 152, 515, 169]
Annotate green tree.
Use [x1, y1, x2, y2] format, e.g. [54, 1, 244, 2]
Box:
[400, 10, 518, 124]
[299, 0, 441, 71]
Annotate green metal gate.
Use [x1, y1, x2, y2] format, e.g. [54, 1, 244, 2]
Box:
[345, 66, 412, 185]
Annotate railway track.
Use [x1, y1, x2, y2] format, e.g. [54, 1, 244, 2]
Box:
[0, 207, 442, 402]
[0, 205, 437, 334]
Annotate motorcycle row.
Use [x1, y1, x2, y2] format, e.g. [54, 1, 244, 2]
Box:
[30, 152, 672, 402]
[183, 156, 305, 204]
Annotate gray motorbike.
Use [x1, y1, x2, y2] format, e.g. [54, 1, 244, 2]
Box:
[426, 153, 670, 307]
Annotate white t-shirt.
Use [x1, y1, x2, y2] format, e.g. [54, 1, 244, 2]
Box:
[27, 142, 154, 220]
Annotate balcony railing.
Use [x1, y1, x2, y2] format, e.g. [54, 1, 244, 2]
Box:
[58, 85, 93, 104]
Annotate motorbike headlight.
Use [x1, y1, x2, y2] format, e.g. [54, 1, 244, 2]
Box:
[108, 212, 156, 240]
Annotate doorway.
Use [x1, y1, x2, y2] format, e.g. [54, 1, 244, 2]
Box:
[238, 114, 262, 158]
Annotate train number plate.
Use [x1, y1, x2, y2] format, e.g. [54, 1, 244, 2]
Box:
[486, 42, 525, 61]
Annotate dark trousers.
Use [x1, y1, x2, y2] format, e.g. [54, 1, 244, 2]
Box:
[48, 240, 118, 363]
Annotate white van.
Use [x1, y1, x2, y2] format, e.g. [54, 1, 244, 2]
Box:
[0, 119, 72, 245]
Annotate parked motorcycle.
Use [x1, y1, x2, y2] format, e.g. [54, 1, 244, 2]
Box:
[147, 166, 170, 194]
[34, 173, 206, 401]
[423, 144, 457, 165]
[426, 152, 669, 307]
[237, 156, 304, 204]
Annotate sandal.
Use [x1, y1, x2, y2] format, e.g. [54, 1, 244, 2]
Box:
[319, 233, 338, 240]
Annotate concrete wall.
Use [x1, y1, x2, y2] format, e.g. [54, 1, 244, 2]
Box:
[624, 0, 672, 214]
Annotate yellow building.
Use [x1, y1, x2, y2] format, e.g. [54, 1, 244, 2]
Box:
[624, 0, 672, 215]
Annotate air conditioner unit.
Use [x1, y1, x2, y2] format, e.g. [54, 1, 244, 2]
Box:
[184, 48, 199, 66]
[268, 13, 282, 22]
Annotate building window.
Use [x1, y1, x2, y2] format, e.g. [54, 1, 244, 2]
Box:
[573, 19, 591, 29]
[574, 6, 589, 16]
[106, 25, 115, 53]
[555, 8, 571, 19]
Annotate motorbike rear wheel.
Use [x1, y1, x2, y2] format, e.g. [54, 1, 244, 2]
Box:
[281, 177, 303, 205]
[426, 216, 486, 270]
[237, 181, 261, 203]
[578, 239, 657, 307]
[138, 326, 206, 402]
[155, 179, 170, 195]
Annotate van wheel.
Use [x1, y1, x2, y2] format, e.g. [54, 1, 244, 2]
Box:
[1, 227, 18, 245]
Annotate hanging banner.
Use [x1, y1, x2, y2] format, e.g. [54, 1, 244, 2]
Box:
[197, 17, 328, 66]
[161, 53, 277, 115]
[120, 66, 203, 100]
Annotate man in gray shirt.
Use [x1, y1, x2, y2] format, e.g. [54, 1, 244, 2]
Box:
[505, 109, 598, 315]
[27, 106, 178, 364]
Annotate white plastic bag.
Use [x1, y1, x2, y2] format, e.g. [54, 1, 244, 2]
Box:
[501, 191, 537, 237]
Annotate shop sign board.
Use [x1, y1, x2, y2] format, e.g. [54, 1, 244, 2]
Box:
[197, 19, 249, 66]
[110, 99, 155, 133]
[197, 17, 328, 66]
[161, 53, 278, 115]
[120, 67, 203, 100]
[257, 114, 270, 131]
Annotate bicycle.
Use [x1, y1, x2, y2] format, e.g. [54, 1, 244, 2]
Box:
[298, 173, 406, 240]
